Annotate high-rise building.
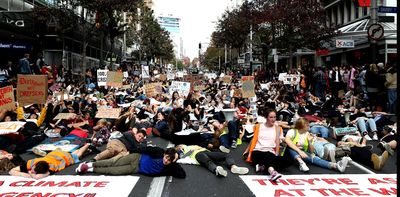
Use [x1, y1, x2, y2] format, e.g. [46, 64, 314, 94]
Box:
[157, 14, 182, 59]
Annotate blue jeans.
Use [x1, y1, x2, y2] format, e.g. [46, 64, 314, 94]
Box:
[312, 141, 336, 159]
[388, 89, 397, 114]
[220, 120, 239, 148]
[357, 118, 377, 133]
[310, 126, 330, 138]
[288, 148, 332, 169]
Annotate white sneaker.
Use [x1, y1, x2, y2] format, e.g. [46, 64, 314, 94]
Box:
[219, 146, 230, 153]
[231, 166, 249, 175]
[372, 133, 378, 141]
[336, 156, 351, 173]
[299, 162, 309, 172]
[363, 134, 372, 141]
[215, 166, 227, 177]
[32, 147, 47, 157]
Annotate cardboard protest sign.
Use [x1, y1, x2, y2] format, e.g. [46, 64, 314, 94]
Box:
[241, 76, 255, 98]
[17, 75, 48, 105]
[106, 71, 123, 87]
[169, 81, 191, 97]
[0, 175, 139, 197]
[97, 69, 108, 86]
[0, 86, 14, 111]
[240, 174, 397, 197]
[233, 89, 242, 98]
[95, 108, 121, 119]
[145, 82, 162, 97]
[0, 121, 26, 135]
[222, 76, 232, 83]
[53, 113, 76, 120]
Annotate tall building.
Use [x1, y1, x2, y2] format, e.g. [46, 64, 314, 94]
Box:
[321, 0, 397, 65]
[157, 14, 182, 60]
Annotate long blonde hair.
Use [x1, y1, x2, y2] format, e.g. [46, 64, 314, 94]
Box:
[294, 118, 309, 131]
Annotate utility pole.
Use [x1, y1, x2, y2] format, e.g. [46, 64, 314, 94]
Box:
[224, 43, 227, 73]
[370, 0, 378, 63]
[218, 49, 221, 72]
[249, 24, 253, 74]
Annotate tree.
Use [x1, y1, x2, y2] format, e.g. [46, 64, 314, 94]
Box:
[203, 47, 223, 72]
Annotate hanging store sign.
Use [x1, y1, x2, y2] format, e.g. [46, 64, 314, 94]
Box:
[358, 0, 371, 7]
[335, 40, 354, 48]
[378, 6, 397, 13]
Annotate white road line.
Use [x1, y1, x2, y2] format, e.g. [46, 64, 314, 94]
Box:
[350, 160, 376, 174]
[146, 142, 175, 197]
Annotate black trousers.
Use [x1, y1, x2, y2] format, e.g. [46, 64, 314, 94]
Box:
[350, 147, 373, 168]
[251, 150, 293, 171]
[195, 150, 235, 173]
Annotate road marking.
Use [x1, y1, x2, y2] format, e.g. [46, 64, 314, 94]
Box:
[350, 160, 376, 174]
[146, 142, 175, 197]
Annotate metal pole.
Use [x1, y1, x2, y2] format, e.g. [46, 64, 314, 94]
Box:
[218, 50, 221, 72]
[370, 0, 378, 63]
[249, 24, 253, 74]
[224, 44, 227, 73]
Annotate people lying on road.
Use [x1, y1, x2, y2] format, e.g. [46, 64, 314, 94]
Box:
[9, 143, 90, 179]
[176, 144, 248, 177]
[76, 147, 186, 179]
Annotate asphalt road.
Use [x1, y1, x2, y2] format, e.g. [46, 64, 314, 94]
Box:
[2, 134, 396, 197]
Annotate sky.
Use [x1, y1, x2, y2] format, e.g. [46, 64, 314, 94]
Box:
[152, 0, 235, 60]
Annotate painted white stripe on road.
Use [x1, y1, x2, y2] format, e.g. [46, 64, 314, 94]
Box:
[147, 177, 166, 197]
[350, 160, 376, 174]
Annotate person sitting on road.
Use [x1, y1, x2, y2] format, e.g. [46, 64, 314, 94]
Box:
[243, 109, 293, 181]
[284, 118, 351, 173]
[175, 144, 248, 177]
[76, 147, 186, 179]
[93, 127, 147, 161]
[9, 143, 90, 179]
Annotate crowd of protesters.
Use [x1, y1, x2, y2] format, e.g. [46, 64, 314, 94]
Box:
[0, 54, 397, 181]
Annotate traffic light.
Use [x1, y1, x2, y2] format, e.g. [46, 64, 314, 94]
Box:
[95, 11, 101, 28]
[199, 43, 201, 49]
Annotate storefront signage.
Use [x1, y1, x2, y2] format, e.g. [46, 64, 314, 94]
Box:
[335, 40, 354, 48]
[0, 11, 33, 29]
[358, 0, 371, 7]
[0, 43, 31, 50]
[378, 6, 397, 13]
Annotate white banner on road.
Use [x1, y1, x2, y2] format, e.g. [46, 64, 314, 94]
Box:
[0, 175, 139, 196]
[240, 174, 396, 197]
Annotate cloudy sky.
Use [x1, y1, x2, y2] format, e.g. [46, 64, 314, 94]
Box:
[152, 0, 236, 60]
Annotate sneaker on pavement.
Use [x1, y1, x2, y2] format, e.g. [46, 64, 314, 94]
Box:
[32, 147, 47, 157]
[383, 143, 394, 156]
[372, 151, 389, 171]
[372, 133, 378, 141]
[215, 166, 227, 177]
[299, 162, 309, 172]
[231, 140, 237, 149]
[231, 166, 249, 175]
[75, 162, 89, 174]
[255, 164, 265, 173]
[336, 156, 351, 173]
[363, 133, 372, 141]
[270, 171, 282, 181]
[219, 146, 230, 153]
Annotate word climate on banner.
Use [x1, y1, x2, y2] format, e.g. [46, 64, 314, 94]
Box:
[0, 86, 14, 110]
[0, 175, 139, 197]
[240, 174, 397, 197]
[17, 75, 48, 105]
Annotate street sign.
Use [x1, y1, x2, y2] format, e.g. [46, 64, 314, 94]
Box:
[335, 40, 354, 48]
[367, 23, 384, 41]
[238, 59, 245, 64]
[274, 55, 278, 63]
[378, 6, 397, 13]
[378, 16, 395, 23]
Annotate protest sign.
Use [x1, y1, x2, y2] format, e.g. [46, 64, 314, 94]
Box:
[53, 113, 76, 120]
[278, 73, 301, 85]
[0, 121, 26, 135]
[159, 74, 167, 81]
[95, 108, 121, 119]
[97, 69, 108, 86]
[241, 76, 255, 98]
[240, 174, 396, 197]
[106, 71, 123, 88]
[167, 72, 175, 80]
[123, 71, 129, 79]
[0, 86, 14, 111]
[0, 175, 139, 197]
[145, 82, 162, 97]
[169, 81, 191, 97]
[17, 75, 48, 105]
[233, 89, 242, 98]
[222, 76, 232, 83]
[142, 65, 150, 79]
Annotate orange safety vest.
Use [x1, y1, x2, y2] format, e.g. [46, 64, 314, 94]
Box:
[27, 150, 75, 172]
[246, 124, 282, 163]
